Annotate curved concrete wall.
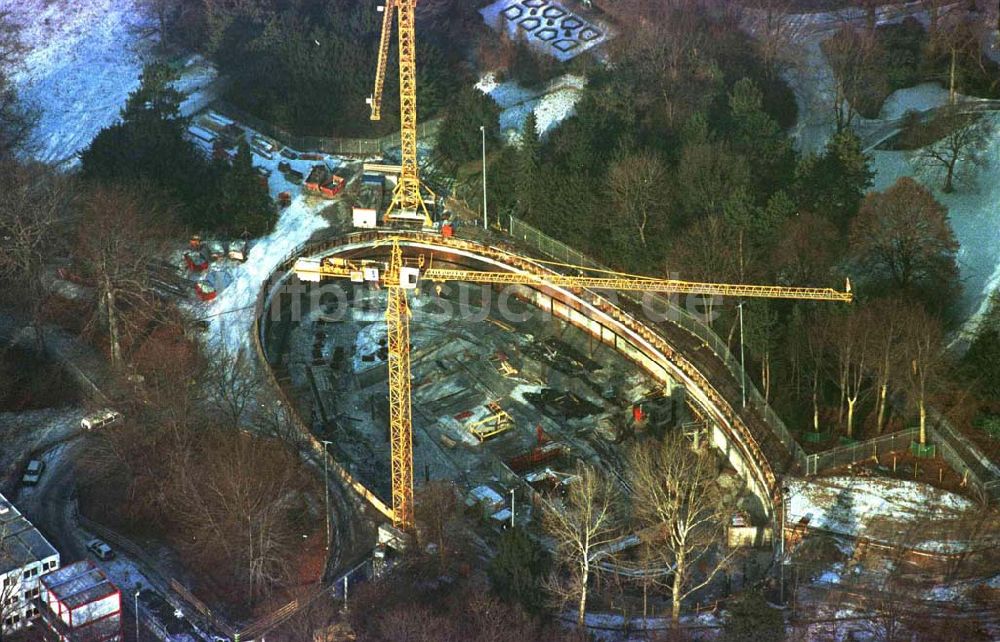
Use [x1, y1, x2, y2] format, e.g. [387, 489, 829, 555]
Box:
[259, 231, 780, 518]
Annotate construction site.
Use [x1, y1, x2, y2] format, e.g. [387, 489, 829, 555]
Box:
[265, 244, 708, 528]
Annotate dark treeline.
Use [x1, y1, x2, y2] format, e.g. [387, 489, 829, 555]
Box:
[149, 0, 483, 137]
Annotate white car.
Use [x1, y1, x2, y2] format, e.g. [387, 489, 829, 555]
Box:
[21, 460, 45, 486]
[81, 410, 122, 431]
[86, 539, 115, 561]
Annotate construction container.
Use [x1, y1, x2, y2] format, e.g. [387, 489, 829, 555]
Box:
[183, 252, 208, 272]
[194, 282, 217, 302]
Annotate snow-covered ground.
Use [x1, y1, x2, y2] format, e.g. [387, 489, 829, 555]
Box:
[786, 476, 983, 553]
[2, 0, 154, 166]
[476, 72, 586, 141]
[4, 1, 225, 168]
[878, 82, 951, 120]
[200, 197, 331, 353]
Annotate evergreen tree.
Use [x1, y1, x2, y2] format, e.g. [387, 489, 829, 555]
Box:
[727, 78, 795, 197]
[720, 591, 785, 642]
[795, 130, 873, 230]
[434, 86, 501, 170]
[210, 139, 276, 236]
[487, 527, 551, 615]
[122, 62, 185, 122]
[515, 112, 540, 216]
[962, 292, 1000, 401]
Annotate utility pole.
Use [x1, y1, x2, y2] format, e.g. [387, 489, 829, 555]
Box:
[321, 440, 332, 551]
[510, 489, 515, 528]
[134, 590, 140, 642]
[480, 125, 488, 229]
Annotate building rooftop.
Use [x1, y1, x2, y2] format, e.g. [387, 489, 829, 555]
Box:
[41, 561, 118, 611]
[0, 494, 58, 575]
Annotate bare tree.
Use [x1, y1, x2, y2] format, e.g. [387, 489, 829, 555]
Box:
[826, 308, 871, 438]
[740, 0, 808, 80]
[607, 150, 668, 248]
[413, 480, 464, 573]
[806, 315, 829, 435]
[849, 177, 960, 313]
[0, 160, 75, 346]
[931, 9, 990, 105]
[168, 429, 309, 605]
[772, 213, 840, 287]
[899, 304, 945, 446]
[629, 433, 736, 625]
[205, 344, 261, 428]
[73, 185, 173, 368]
[135, 0, 182, 41]
[912, 108, 993, 193]
[822, 25, 884, 132]
[866, 297, 904, 435]
[542, 462, 622, 629]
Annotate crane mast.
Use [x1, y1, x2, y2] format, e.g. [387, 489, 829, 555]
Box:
[294, 241, 852, 529]
[368, 0, 432, 226]
[385, 241, 415, 527]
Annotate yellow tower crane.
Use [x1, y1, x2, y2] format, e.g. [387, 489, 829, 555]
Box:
[368, 0, 434, 227]
[294, 238, 852, 529]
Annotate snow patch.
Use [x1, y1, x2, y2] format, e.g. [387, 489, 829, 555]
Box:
[476, 73, 586, 139]
[203, 198, 330, 353]
[2, 0, 155, 166]
[787, 476, 976, 552]
[879, 82, 950, 120]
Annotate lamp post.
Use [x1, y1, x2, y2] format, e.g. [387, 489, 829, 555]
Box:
[134, 590, 140, 642]
[480, 125, 488, 230]
[738, 301, 746, 408]
[509, 489, 515, 528]
[321, 440, 332, 551]
[780, 485, 790, 605]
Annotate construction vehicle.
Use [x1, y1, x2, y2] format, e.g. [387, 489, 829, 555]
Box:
[293, 236, 852, 529]
[367, 0, 435, 226]
[465, 402, 515, 442]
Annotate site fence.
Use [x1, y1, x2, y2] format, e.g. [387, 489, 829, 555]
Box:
[802, 428, 920, 475]
[508, 216, 810, 472]
[210, 100, 441, 157]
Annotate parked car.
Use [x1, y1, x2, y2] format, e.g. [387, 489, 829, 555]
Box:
[22, 460, 45, 486]
[86, 539, 115, 561]
[81, 409, 122, 431]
